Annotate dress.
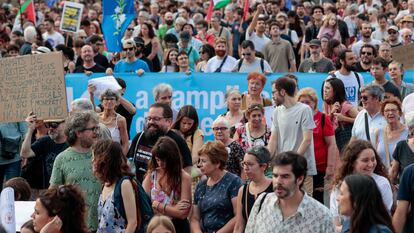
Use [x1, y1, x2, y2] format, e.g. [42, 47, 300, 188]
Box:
[150, 171, 190, 233]
[97, 191, 127, 233]
[143, 41, 161, 72]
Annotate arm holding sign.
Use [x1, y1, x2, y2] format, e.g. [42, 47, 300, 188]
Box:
[20, 113, 36, 158]
[87, 84, 99, 113]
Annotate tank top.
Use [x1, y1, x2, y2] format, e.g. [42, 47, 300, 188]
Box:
[241, 182, 273, 222]
[97, 191, 126, 233]
[108, 114, 121, 143]
[150, 171, 179, 205]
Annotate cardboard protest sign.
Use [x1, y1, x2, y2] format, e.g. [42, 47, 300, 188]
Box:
[0, 52, 68, 123]
[391, 43, 414, 70]
[60, 1, 84, 33]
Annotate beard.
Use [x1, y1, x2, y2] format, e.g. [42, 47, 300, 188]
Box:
[345, 63, 356, 71]
[145, 124, 166, 144]
[215, 50, 226, 57]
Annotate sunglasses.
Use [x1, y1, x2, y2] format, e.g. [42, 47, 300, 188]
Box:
[361, 95, 370, 101]
[361, 52, 373, 55]
[242, 53, 251, 56]
[127, 28, 134, 31]
[123, 47, 134, 51]
[45, 121, 64, 129]
[199, 50, 205, 54]
[388, 31, 398, 35]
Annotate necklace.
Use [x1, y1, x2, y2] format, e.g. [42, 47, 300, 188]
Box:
[101, 114, 115, 125]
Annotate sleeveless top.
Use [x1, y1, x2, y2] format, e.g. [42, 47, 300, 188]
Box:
[150, 171, 179, 205]
[143, 41, 161, 72]
[97, 191, 126, 233]
[241, 182, 273, 222]
[108, 114, 121, 143]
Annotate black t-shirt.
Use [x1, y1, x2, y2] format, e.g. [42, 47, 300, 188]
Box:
[338, 20, 350, 45]
[392, 140, 414, 177]
[28, 136, 68, 189]
[382, 81, 402, 100]
[127, 130, 192, 182]
[354, 62, 371, 73]
[73, 63, 106, 73]
[76, 53, 110, 69]
[397, 163, 414, 233]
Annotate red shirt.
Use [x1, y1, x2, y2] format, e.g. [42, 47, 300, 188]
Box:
[313, 111, 335, 172]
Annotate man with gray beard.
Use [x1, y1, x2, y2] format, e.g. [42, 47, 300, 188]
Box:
[127, 103, 192, 182]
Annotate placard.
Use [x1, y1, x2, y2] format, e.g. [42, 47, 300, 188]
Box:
[0, 52, 68, 123]
[60, 1, 84, 33]
[391, 43, 414, 70]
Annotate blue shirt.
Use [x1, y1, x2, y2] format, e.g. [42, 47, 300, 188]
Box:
[114, 59, 150, 73]
[341, 219, 393, 233]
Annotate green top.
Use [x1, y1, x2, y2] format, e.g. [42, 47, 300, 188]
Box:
[49, 147, 101, 231]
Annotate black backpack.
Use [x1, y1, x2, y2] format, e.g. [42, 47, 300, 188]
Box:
[237, 58, 265, 73]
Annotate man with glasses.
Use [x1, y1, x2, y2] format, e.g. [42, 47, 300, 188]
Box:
[49, 111, 102, 232]
[350, 84, 386, 145]
[232, 40, 272, 73]
[371, 57, 401, 100]
[21, 114, 68, 192]
[113, 39, 149, 75]
[387, 25, 402, 47]
[298, 39, 334, 73]
[128, 103, 192, 182]
[355, 44, 377, 73]
[153, 83, 178, 121]
[351, 23, 381, 57]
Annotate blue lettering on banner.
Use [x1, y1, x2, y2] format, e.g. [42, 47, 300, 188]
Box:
[66, 72, 414, 141]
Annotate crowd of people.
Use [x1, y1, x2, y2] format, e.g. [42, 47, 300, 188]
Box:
[1, 0, 414, 232]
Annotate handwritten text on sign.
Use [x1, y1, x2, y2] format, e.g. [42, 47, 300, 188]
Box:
[0, 52, 68, 123]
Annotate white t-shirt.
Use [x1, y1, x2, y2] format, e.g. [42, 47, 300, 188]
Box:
[232, 57, 273, 73]
[245, 31, 271, 53]
[205, 55, 237, 73]
[402, 93, 414, 121]
[328, 71, 364, 107]
[351, 39, 382, 57]
[42, 31, 65, 48]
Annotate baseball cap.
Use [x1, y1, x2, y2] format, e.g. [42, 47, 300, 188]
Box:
[387, 25, 399, 32]
[309, 39, 321, 47]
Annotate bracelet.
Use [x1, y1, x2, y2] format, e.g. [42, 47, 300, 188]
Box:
[156, 202, 161, 211]
[163, 203, 167, 214]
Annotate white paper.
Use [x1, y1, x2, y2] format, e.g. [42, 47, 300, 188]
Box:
[0, 188, 15, 233]
[15, 201, 35, 231]
[88, 76, 122, 98]
[264, 106, 275, 128]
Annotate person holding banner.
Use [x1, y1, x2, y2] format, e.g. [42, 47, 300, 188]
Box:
[74, 45, 106, 74]
[113, 39, 149, 74]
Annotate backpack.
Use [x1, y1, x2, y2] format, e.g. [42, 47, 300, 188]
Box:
[321, 71, 362, 104]
[113, 176, 154, 233]
[237, 58, 265, 73]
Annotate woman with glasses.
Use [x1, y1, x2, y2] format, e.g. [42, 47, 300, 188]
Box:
[233, 146, 272, 233]
[219, 88, 245, 138]
[241, 72, 272, 111]
[143, 137, 192, 233]
[297, 88, 338, 204]
[31, 184, 89, 233]
[93, 140, 139, 233]
[98, 89, 129, 156]
[374, 97, 408, 169]
[212, 118, 245, 176]
[330, 140, 393, 231]
[191, 141, 242, 233]
[234, 104, 270, 151]
[323, 77, 359, 152]
[196, 44, 215, 72]
[160, 48, 178, 72]
[337, 174, 395, 233]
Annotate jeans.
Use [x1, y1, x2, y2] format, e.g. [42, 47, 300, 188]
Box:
[0, 160, 21, 190]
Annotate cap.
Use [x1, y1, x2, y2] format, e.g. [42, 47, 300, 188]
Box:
[179, 31, 191, 42]
[401, 15, 414, 23]
[387, 25, 399, 32]
[309, 39, 321, 47]
[32, 46, 51, 54]
[43, 118, 65, 123]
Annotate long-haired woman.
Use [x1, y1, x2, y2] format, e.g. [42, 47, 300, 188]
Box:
[140, 22, 161, 72]
[143, 137, 192, 233]
[317, 13, 341, 41]
[161, 48, 179, 72]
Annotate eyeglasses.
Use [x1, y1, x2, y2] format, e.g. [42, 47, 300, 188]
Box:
[384, 108, 399, 113]
[45, 121, 64, 129]
[403, 34, 412, 37]
[361, 95, 370, 101]
[123, 47, 134, 51]
[145, 116, 164, 122]
[242, 53, 251, 56]
[103, 97, 117, 101]
[212, 127, 228, 131]
[388, 31, 398, 35]
[361, 52, 373, 56]
[82, 126, 100, 133]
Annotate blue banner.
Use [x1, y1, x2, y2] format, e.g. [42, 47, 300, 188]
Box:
[102, 0, 135, 52]
[65, 72, 414, 141]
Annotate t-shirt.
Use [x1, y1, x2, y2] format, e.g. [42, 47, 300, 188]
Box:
[205, 56, 237, 73]
[232, 57, 273, 73]
[42, 31, 64, 48]
[392, 140, 414, 177]
[73, 64, 106, 73]
[127, 130, 192, 182]
[397, 163, 414, 233]
[313, 112, 334, 172]
[402, 93, 414, 120]
[298, 57, 335, 73]
[194, 172, 242, 233]
[245, 31, 271, 53]
[351, 39, 382, 57]
[49, 147, 101, 231]
[271, 102, 317, 175]
[382, 81, 402, 99]
[114, 59, 150, 73]
[76, 53, 110, 69]
[30, 136, 68, 189]
[328, 71, 364, 107]
[354, 62, 371, 73]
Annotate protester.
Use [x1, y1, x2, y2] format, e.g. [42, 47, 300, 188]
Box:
[234, 146, 272, 233]
[205, 37, 236, 73]
[219, 88, 245, 138]
[140, 22, 161, 72]
[160, 48, 178, 72]
[371, 57, 401, 100]
[152, 83, 178, 120]
[388, 61, 414, 99]
[241, 72, 272, 110]
[92, 140, 138, 233]
[393, 163, 414, 233]
[190, 141, 242, 233]
[298, 39, 335, 73]
[146, 215, 176, 233]
[338, 174, 395, 233]
[195, 44, 215, 72]
[232, 40, 272, 73]
[20, 220, 35, 233]
[143, 137, 192, 233]
[113, 39, 150, 74]
[4, 177, 31, 201]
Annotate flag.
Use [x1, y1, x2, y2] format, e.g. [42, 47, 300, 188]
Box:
[213, 0, 231, 10]
[45, 0, 57, 8]
[102, 0, 135, 52]
[206, 0, 214, 22]
[243, 0, 249, 21]
[12, 0, 36, 32]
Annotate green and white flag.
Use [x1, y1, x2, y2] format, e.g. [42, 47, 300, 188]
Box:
[213, 0, 231, 9]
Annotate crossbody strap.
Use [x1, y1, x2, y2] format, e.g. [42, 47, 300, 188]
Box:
[364, 112, 371, 142]
[383, 127, 391, 167]
[215, 55, 228, 72]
